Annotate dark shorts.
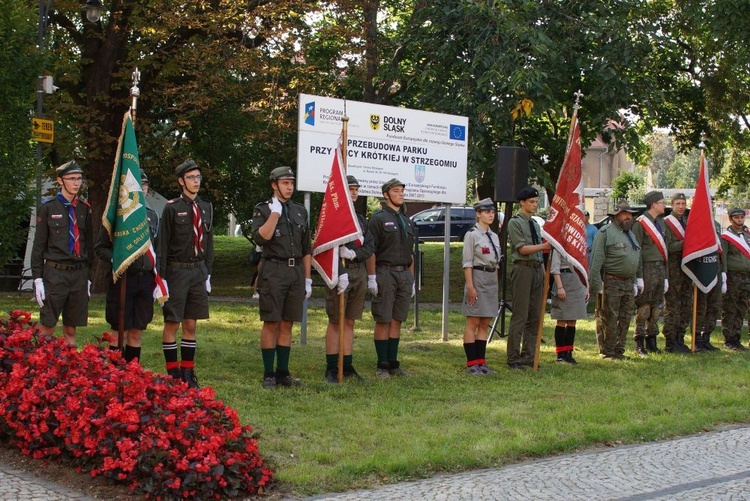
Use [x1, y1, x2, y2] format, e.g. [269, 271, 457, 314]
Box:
[162, 263, 209, 323]
[105, 271, 155, 330]
[258, 260, 305, 322]
[371, 267, 413, 323]
[40, 264, 89, 328]
[325, 264, 367, 322]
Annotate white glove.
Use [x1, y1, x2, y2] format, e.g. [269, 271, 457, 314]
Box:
[722, 272, 727, 294]
[34, 278, 45, 307]
[633, 283, 638, 296]
[269, 196, 282, 215]
[206, 274, 212, 294]
[636, 278, 644, 294]
[367, 274, 378, 296]
[411, 281, 416, 298]
[337, 273, 349, 295]
[339, 246, 357, 260]
[663, 279, 669, 294]
[87, 280, 92, 298]
[305, 278, 312, 298]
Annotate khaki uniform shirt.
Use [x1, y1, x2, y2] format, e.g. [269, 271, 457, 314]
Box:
[462, 224, 500, 269]
[508, 212, 543, 264]
[632, 211, 666, 278]
[589, 223, 641, 293]
[721, 226, 750, 273]
[251, 199, 312, 260]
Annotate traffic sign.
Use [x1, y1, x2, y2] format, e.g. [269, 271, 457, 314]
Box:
[31, 118, 54, 143]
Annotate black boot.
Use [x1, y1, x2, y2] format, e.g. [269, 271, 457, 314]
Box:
[664, 335, 676, 352]
[693, 333, 707, 353]
[645, 336, 661, 354]
[181, 368, 200, 389]
[672, 336, 692, 354]
[702, 332, 719, 351]
[635, 338, 648, 357]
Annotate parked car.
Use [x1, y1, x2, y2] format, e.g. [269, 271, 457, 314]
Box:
[410, 206, 476, 242]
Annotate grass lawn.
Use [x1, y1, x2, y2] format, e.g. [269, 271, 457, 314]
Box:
[3, 236, 749, 497]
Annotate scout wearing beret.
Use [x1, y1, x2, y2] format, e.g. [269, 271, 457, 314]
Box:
[157, 159, 214, 388]
[366, 178, 416, 378]
[632, 190, 667, 356]
[31, 160, 94, 345]
[661, 192, 693, 353]
[461, 198, 501, 375]
[322, 174, 375, 383]
[506, 186, 551, 369]
[720, 207, 750, 351]
[252, 166, 312, 388]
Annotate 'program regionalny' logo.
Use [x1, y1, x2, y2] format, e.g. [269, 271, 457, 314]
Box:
[304, 102, 315, 126]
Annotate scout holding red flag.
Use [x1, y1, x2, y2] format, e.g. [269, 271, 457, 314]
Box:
[537, 90, 589, 369]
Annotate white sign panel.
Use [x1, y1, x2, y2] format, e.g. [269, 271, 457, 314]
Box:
[297, 94, 468, 204]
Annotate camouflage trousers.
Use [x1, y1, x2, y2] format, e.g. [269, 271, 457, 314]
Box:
[595, 277, 635, 357]
[720, 270, 750, 344]
[635, 261, 666, 340]
[695, 274, 723, 335]
[661, 260, 692, 342]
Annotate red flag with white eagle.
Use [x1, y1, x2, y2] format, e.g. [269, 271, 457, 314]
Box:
[312, 138, 363, 288]
[681, 151, 719, 293]
[541, 111, 589, 289]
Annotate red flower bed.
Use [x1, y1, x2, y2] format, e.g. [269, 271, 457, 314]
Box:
[0, 310, 274, 499]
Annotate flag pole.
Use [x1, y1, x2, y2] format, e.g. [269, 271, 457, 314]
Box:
[691, 284, 698, 353]
[338, 107, 349, 383]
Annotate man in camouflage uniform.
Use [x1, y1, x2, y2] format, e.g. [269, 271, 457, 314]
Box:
[632, 190, 667, 356]
[661, 193, 692, 353]
[590, 201, 640, 359]
[695, 218, 723, 351]
[720, 208, 750, 351]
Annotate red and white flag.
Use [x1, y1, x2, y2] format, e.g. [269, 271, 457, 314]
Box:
[682, 152, 720, 293]
[312, 139, 363, 288]
[541, 114, 589, 289]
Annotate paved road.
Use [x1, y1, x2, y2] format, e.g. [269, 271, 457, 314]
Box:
[3, 425, 750, 500]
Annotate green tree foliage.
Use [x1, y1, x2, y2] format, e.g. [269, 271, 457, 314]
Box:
[611, 171, 644, 203]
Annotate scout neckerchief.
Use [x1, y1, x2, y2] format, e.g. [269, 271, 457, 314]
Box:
[721, 228, 750, 261]
[192, 199, 204, 255]
[57, 192, 80, 257]
[636, 214, 667, 262]
[664, 214, 685, 241]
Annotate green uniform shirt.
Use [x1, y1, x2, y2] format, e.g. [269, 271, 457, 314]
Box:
[632, 211, 667, 278]
[508, 212, 543, 264]
[252, 199, 312, 260]
[368, 205, 415, 266]
[721, 226, 750, 273]
[157, 194, 214, 276]
[664, 214, 686, 259]
[589, 223, 641, 293]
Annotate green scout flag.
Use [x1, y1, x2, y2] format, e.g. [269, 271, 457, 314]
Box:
[102, 112, 151, 282]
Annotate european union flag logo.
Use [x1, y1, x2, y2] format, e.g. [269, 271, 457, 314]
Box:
[304, 102, 315, 126]
[449, 124, 466, 141]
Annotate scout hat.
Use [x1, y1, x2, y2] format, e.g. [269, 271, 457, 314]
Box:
[175, 159, 200, 177]
[269, 166, 295, 181]
[347, 175, 360, 187]
[516, 186, 539, 201]
[56, 160, 83, 177]
[473, 198, 495, 211]
[382, 178, 405, 193]
[728, 207, 745, 217]
[141, 171, 149, 183]
[671, 192, 686, 202]
[607, 200, 639, 217]
[643, 190, 664, 206]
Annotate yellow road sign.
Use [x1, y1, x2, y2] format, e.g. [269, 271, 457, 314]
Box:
[31, 118, 54, 143]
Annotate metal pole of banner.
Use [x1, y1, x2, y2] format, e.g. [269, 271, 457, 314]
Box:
[301, 192, 310, 345]
[441, 204, 451, 341]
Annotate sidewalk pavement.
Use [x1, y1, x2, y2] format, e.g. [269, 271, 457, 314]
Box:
[3, 425, 749, 500]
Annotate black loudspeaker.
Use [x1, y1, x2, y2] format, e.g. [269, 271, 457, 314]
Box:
[494, 147, 529, 202]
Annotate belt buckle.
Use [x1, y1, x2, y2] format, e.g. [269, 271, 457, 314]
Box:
[288, 258, 296, 267]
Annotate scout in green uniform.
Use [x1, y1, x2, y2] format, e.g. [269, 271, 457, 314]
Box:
[661, 192, 692, 353]
[157, 159, 214, 388]
[720, 208, 750, 351]
[632, 190, 667, 356]
[96, 171, 159, 362]
[31, 160, 94, 345]
[590, 201, 640, 359]
[506, 187, 551, 369]
[366, 178, 416, 378]
[695, 219, 723, 351]
[252, 166, 312, 388]
[323, 175, 375, 383]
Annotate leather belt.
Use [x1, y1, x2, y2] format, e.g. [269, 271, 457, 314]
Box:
[559, 269, 573, 274]
[377, 264, 408, 272]
[604, 273, 629, 281]
[343, 261, 363, 269]
[263, 257, 300, 267]
[168, 261, 203, 269]
[514, 260, 541, 266]
[127, 269, 153, 276]
[46, 260, 83, 271]
[472, 266, 496, 273]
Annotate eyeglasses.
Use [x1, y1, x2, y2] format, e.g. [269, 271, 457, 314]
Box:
[184, 174, 202, 181]
[62, 177, 83, 183]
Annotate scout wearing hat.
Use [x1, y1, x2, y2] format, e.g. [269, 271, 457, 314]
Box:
[367, 176, 415, 378]
[589, 200, 641, 360]
[506, 186, 550, 369]
[662, 191, 692, 353]
[252, 166, 311, 388]
[461, 197, 501, 375]
[721, 206, 750, 351]
[322, 172, 375, 383]
[632, 190, 667, 356]
[31, 160, 93, 345]
[157, 159, 214, 389]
